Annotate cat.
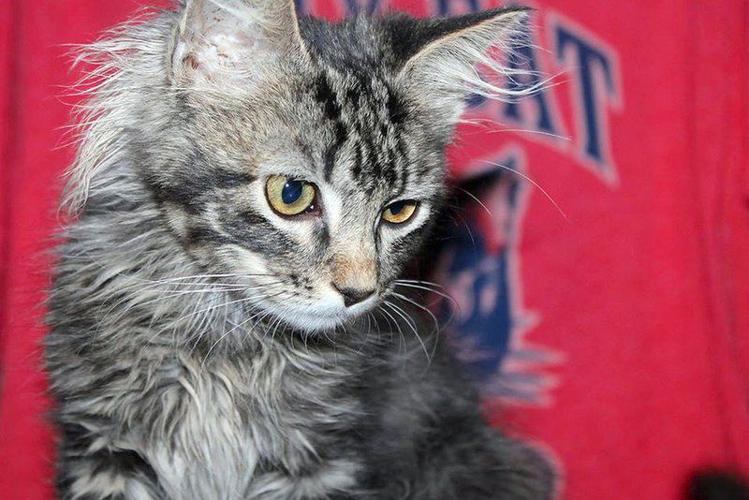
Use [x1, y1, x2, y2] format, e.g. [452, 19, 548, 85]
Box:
[45, 1, 554, 498]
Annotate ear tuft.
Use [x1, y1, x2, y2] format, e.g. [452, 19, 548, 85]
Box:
[395, 7, 538, 124]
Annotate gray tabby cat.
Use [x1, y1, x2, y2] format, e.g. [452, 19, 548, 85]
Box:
[45, 1, 554, 498]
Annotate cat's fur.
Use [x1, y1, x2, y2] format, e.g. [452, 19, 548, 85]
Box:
[45, 1, 554, 498]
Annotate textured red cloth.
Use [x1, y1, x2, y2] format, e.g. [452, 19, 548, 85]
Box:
[1, 1, 747, 499]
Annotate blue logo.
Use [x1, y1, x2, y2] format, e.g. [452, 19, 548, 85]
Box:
[433, 151, 558, 405]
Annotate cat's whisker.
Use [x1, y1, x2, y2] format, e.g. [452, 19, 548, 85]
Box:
[394, 279, 445, 289]
[378, 305, 406, 355]
[268, 313, 289, 349]
[389, 292, 441, 336]
[456, 212, 478, 248]
[373, 308, 393, 342]
[195, 288, 285, 322]
[147, 282, 281, 298]
[199, 295, 288, 369]
[475, 159, 568, 220]
[383, 301, 431, 364]
[389, 292, 443, 361]
[352, 313, 373, 355]
[454, 186, 493, 217]
[152, 287, 287, 352]
[101, 281, 284, 328]
[152, 288, 247, 298]
[391, 285, 447, 311]
[392, 281, 459, 311]
[134, 272, 275, 284]
[129, 277, 274, 292]
[363, 312, 374, 346]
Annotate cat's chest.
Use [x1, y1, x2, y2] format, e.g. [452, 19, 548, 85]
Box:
[138, 352, 362, 500]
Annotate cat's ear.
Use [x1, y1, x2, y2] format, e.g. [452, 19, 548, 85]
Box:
[393, 7, 531, 123]
[170, 0, 307, 91]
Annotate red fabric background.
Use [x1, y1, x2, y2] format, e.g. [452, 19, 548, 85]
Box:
[1, 1, 747, 499]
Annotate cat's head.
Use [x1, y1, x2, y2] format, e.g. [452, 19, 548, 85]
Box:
[72, 0, 530, 333]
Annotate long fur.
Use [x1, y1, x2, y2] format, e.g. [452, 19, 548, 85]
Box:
[46, 2, 553, 499]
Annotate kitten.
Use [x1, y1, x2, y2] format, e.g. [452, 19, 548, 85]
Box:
[45, 1, 554, 498]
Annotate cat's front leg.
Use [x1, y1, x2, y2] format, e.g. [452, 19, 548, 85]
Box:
[55, 422, 165, 500]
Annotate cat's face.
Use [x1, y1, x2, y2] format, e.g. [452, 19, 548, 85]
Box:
[141, 1, 527, 332]
[164, 70, 445, 331]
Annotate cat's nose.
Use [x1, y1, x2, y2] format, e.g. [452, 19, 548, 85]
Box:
[332, 284, 375, 308]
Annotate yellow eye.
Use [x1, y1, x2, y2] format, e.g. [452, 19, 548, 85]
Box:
[382, 200, 418, 224]
[265, 175, 317, 216]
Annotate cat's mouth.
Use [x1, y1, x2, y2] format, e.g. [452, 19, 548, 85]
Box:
[274, 307, 371, 332]
[257, 293, 380, 333]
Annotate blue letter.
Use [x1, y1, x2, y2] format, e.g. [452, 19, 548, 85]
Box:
[555, 24, 619, 177]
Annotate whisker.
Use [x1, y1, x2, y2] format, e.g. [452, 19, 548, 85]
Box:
[165, 283, 281, 318]
[390, 292, 443, 361]
[383, 301, 431, 364]
[476, 159, 568, 220]
[454, 186, 493, 217]
[113, 282, 284, 330]
[392, 282, 459, 311]
[174, 289, 286, 356]
[378, 305, 406, 354]
[133, 273, 268, 282]
[390, 292, 441, 335]
[199, 295, 287, 368]
[394, 279, 445, 289]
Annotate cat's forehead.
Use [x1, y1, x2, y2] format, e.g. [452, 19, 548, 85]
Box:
[283, 70, 437, 201]
[193, 15, 446, 204]
[298, 15, 396, 74]
[309, 71, 407, 183]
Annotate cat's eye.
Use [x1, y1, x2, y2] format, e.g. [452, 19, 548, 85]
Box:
[265, 175, 318, 216]
[382, 200, 418, 225]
